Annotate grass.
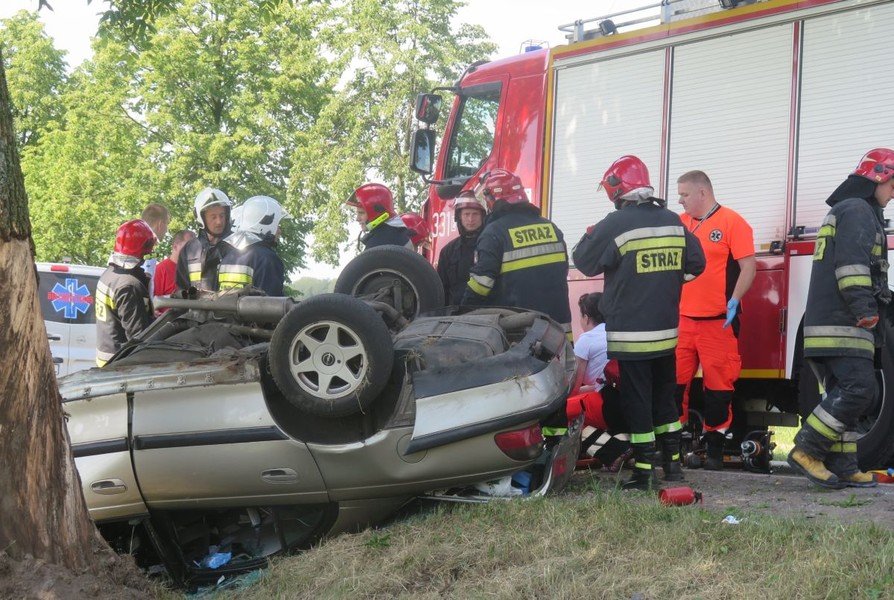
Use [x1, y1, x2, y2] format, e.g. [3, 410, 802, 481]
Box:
[207, 475, 894, 600]
[819, 493, 873, 509]
[771, 425, 798, 461]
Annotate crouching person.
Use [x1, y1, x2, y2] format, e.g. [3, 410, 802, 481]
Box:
[789, 149, 894, 489]
[566, 293, 631, 470]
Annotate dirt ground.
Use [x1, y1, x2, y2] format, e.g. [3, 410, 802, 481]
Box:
[0, 541, 154, 600]
[572, 463, 894, 529]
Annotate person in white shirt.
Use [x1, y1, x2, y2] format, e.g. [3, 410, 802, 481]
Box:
[567, 292, 631, 470]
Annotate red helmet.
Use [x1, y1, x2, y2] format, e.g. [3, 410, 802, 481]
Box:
[853, 148, 894, 184]
[346, 183, 396, 227]
[453, 191, 488, 216]
[114, 219, 156, 258]
[400, 212, 430, 246]
[475, 168, 527, 206]
[600, 155, 651, 203]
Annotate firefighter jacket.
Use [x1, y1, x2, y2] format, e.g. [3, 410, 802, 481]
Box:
[95, 257, 153, 367]
[572, 201, 705, 360]
[176, 230, 231, 292]
[361, 216, 414, 251]
[437, 232, 479, 305]
[461, 203, 572, 327]
[804, 196, 890, 360]
[218, 241, 286, 297]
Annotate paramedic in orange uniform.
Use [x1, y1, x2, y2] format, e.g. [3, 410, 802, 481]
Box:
[675, 170, 756, 470]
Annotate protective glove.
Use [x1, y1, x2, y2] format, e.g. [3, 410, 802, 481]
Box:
[856, 315, 879, 329]
[723, 298, 740, 329]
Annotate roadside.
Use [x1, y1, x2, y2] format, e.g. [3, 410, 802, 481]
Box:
[574, 467, 894, 530]
[212, 468, 894, 599]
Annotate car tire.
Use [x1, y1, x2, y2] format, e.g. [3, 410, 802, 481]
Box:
[797, 321, 894, 470]
[269, 293, 394, 418]
[334, 246, 445, 319]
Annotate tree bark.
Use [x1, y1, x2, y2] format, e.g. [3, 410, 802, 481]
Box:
[0, 48, 101, 571]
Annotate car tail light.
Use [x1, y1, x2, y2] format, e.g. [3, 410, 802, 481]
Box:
[494, 424, 544, 461]
[50, 264, 69, 272]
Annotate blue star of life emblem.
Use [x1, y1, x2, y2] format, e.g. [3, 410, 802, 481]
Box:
[48, 278, 93, 319]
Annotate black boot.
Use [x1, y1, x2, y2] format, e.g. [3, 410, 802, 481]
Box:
[703, 431, 725, 471]
[622, 443, 658, 491]
[658, 432, 684, 482]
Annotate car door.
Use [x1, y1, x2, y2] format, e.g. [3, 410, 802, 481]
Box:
[66, 393, 149, 522]
[130, 380, 329, 509]
[37, 268, 73, 377]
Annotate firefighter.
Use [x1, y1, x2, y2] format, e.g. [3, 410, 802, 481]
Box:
[675, 170, 756, 470]
[460, 169, 572, 331]
[176, 187, 234, 292]
[95, 219, 156, 367]
[400, 212, 431, 251]
[437, 191, 487, 305]
[788, 148, 894, 489]
[218, 196, 290, 297]
[573, 155, 705, 490]
[346, 183, 413, 250]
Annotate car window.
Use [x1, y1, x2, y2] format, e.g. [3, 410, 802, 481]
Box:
[443, 86, 501, 180]
[39, 271, 97, 324]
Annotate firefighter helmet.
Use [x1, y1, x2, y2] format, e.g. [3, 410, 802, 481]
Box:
[400, 212, 430, 246]
[114, 219, 157, 258]
[475, 168, 528, 207]
[346, 183, 396, 227]
[194, 187, 233, 229]
[853, 148, 894, 184]
[599, 155, 652, 204]
[226, 196, 291, 250]
[453, 190, 488, 215]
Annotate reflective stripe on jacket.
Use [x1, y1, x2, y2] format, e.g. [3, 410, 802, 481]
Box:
[218, 242, 286, 297]
[804, 197, 890, 359]
[572, 201, 705, 360]
[176, 231, 230, 292]
[461, 203, 572, 327]
[95, 265, 152, 366]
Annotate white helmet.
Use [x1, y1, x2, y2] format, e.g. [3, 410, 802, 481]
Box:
[225, 195, 291, 250]
[194, 187, 233, 229]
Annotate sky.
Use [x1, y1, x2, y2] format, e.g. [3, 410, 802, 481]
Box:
[0, 0, 651, 276]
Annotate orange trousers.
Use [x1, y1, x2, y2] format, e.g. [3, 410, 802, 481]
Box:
[675, 316, 741, 433]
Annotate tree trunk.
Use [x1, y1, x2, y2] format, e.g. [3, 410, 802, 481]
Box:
[0, 48, 101, 571]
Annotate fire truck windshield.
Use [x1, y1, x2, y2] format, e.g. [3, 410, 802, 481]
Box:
[443, 87, 501, 181]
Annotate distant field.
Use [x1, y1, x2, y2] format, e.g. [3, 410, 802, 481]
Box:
[214, 475, 894, 600]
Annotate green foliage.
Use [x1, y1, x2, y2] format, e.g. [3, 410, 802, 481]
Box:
[290, 0, 496, 264]
[24, 0, 341, 267]
[15, 0, 494, 269]
[0, 10, 67, 149]
[290, 275, 335, 298]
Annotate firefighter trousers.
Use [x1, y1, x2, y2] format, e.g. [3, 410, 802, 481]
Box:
[675, 316, 742, 432]
[619, 355, 681, 445]
[796, 356, 877, 467]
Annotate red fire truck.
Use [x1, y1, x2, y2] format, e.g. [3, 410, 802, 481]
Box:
[410, 0, 894, 468]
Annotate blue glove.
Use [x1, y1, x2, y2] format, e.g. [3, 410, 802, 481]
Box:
[723, 298, 739, 329]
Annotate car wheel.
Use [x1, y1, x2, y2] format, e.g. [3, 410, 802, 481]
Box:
[269, 294, 394, 417]
[334, 246, 445, 319]
[797, 321, 894, 470]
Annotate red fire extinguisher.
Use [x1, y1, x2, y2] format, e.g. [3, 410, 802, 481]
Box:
[658, 486, 703, 506]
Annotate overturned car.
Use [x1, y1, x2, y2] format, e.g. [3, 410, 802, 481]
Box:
[60, 247, 579, 585]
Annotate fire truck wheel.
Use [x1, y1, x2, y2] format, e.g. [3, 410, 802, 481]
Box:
[334, 246, 445, 320]
[797, 322, 894, 470]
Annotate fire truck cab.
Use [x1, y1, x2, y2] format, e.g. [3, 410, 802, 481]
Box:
[411, 0, 894, 468]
